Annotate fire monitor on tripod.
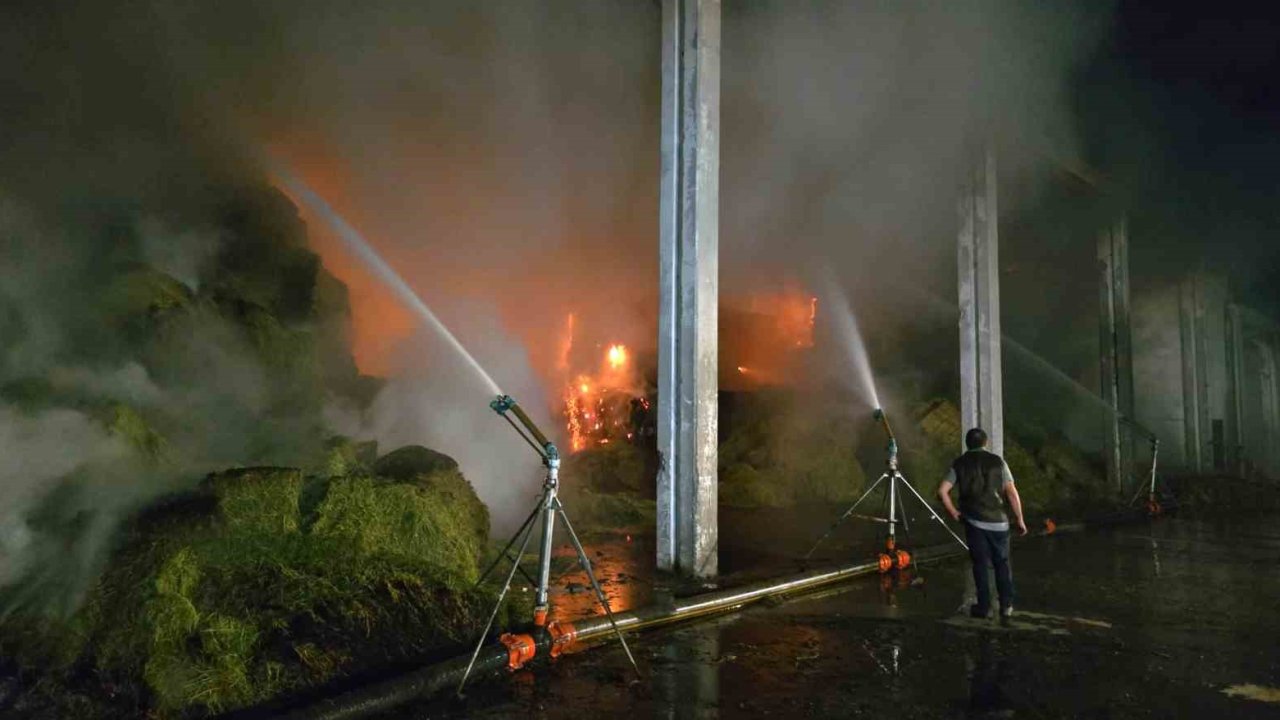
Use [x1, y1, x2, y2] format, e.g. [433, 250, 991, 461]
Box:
[805, 408, 968, 571]
[457, 394, 638, 695]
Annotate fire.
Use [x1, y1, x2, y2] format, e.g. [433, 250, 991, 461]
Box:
[607, 344, 628, 370]
[559, 316, 644, 453]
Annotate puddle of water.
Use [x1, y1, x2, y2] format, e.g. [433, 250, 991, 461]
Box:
[545, 537, 654, 620]
[942, 609, 1113, 636]
[419, 514, 1280, 720]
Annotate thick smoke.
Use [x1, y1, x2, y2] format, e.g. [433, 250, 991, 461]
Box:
[0, 0, 1124, 602]
[248, 1, 1105, 438]
[326, 302, 553, 530]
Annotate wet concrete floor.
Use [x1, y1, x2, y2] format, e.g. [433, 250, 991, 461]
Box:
[408, 513, 1280, 718]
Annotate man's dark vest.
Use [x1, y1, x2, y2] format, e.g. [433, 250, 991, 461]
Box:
[952, 450, 1007, 523]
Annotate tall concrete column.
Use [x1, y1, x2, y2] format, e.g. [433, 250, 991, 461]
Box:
[1098, 217, 1134, 492]
[657, 0, 719, 577]
[1227, 304, 1247, 474]
[1262, 338, 1280, 477]
[957, 150, 1003, 454]
[1177, 277, 1204, 472]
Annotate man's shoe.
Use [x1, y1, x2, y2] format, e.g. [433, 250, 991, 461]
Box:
[999, 606, 1014, 627]
[969, 605, 992, 620]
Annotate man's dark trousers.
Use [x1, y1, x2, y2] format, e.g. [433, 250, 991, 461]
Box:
[964, 521, 1014, 615]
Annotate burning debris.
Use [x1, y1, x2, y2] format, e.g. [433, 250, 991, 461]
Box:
[559, 313, 651, 453]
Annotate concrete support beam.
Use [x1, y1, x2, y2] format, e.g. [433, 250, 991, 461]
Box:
[1098, 217, 1134, 492]
[957, 150, 1003, 454]
[656, 0, 719, 577]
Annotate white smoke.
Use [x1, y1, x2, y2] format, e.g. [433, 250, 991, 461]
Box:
[327, 299, 552, 533]
[0, 407, 131, 586]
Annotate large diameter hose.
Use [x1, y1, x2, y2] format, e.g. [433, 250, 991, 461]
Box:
[270, 546, 966, 720]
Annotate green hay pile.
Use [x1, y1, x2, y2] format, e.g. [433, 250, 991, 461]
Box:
[0, 448, 512, 718]
[912, 399, 1110, 517]
[559, 443, 656, 532]
[718, 391, 862, 508]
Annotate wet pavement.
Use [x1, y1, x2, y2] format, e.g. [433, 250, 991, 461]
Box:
[402, 513, 1280, 718]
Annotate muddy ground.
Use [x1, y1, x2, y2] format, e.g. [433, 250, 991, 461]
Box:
[397, 511, 1280, 719]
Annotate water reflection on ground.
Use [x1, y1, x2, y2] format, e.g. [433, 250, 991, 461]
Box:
[402, 512, 1280, 719]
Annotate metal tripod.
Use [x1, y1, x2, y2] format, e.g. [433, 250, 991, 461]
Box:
[805, 443, 967, 562]
[1127, 436, 1171, 514]
[458, 430, 638, 695]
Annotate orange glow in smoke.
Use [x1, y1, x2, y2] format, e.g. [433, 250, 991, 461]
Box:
[558, 313, 575, 373]
[723, 286, 818, 390]
[266, 139, 414, 376]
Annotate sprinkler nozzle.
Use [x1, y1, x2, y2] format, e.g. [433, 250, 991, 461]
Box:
[489, 393, 556, 461]
[873, 408, 896, 442]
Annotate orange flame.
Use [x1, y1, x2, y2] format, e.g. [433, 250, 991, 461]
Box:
[560, 316, 640, 453]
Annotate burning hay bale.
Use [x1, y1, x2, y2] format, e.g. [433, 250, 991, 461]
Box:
[0, 450, 511, 718]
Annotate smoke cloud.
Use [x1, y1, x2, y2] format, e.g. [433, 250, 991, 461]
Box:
[0, 0, 1164, 601]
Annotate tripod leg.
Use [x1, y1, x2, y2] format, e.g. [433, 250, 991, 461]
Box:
[477, 503, 540, 587]
[896, 472, 968, 551]
[553, 499, 641, 677]
[891, 475, 929, 591]
[458, 509, 539, 696]
[1126, 480, 1147, 508]
[803, 473, 888, 560]
[896, 478, 911, 537]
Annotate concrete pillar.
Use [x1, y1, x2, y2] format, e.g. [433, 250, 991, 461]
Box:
[656, 0, 719, 577]
[957, 149, 1003, 454]
[1227, 304, 1246, 474]
[1177, 277, 1203, 472]
[1178, 273, 1232, 473]
[1132, 283, 1191, 469]
[1098, 217, 1134, 492]
[1262, 338, 1280, 477]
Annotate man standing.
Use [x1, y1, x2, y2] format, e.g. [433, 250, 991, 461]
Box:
[937, 427, 1027, 625]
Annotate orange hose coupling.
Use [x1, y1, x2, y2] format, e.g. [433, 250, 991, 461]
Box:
[533, 606, 549, 628]
[895, 549, 912, 570]
[498, 633, 537, 671]
[877, 553, 893, 573]
[1043, 518, 1057, 535]
[546, 621, 578, 658]
[885, 536, 896, 551]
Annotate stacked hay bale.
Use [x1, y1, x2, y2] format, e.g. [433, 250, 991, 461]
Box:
[0, 446, 516, 718]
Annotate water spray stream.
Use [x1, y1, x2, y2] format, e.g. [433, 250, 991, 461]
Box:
[819, 272, 882, 409]
[269, 162, 503, 396]
[866, 273, 1131, 419]
[1001, 335, 1118, 418]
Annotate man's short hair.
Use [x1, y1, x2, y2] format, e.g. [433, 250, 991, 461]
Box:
[965, 427, 989, 450]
